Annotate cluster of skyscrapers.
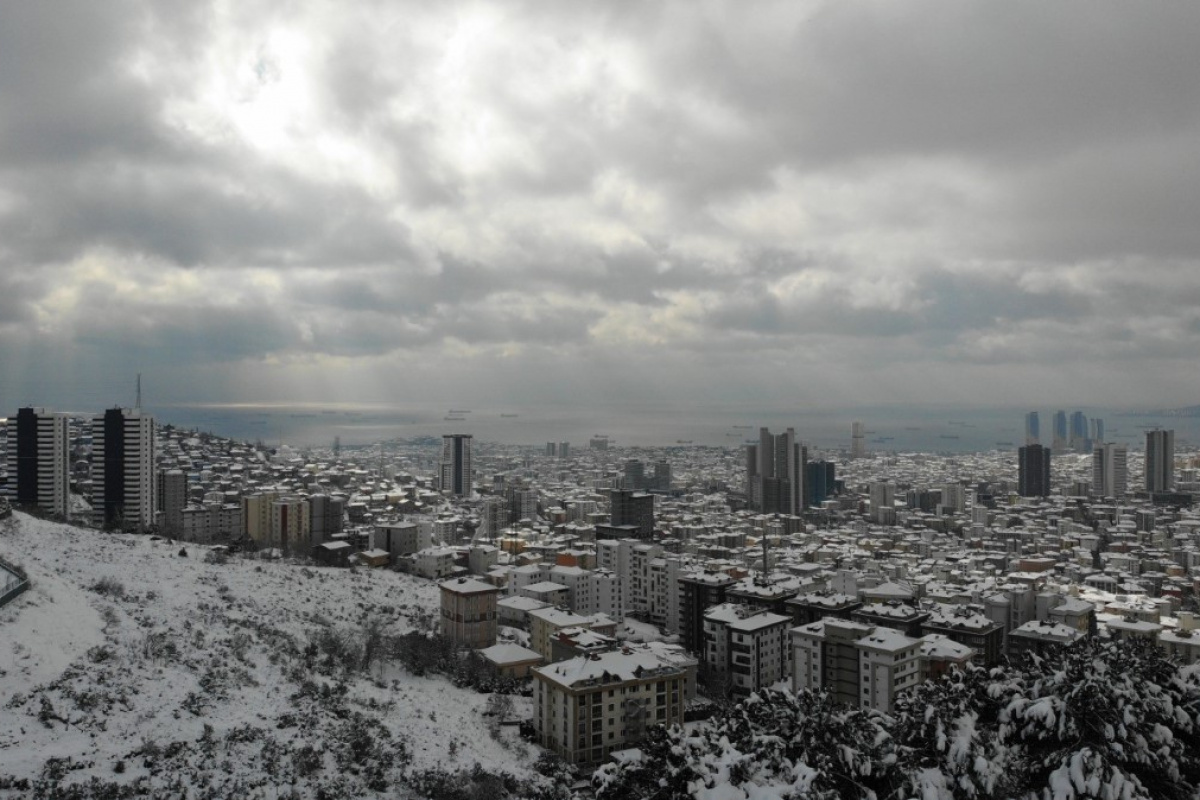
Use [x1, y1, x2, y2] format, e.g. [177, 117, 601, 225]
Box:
[1025, 410, 1105, 454]
[1018, 413, 1176, 500]
[744, 427, 839, 514]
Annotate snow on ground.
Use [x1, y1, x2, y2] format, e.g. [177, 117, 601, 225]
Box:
[0, 512, 544, 798]
[0, 558, 105, 697]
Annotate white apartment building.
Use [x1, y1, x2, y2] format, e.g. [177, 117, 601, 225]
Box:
[703, 603, 791, 696]
[1092, 443, 1128, 498]
[181, 502, 243, 543]
[596, 539, 634, 615]
[579, 568, 623, 621]
[857, 627, 923, 712]
[374, 520, 428, 558]
[647, 556, 683, 631]
[413, 546, 457, 579]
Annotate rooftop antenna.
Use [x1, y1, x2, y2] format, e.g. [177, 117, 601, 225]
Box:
[135, 373, 142, 410]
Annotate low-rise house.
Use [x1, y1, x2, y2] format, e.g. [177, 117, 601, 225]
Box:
[480, 643, 544, 679]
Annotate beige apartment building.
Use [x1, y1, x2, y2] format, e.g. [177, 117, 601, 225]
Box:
[532, 647, 687, 766]
[791, 618, 923, 712]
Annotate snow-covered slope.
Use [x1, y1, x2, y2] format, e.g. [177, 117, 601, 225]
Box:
[0, 513, 546, 799]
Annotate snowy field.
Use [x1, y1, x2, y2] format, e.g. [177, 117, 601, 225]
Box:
[0, 512, 547, 798]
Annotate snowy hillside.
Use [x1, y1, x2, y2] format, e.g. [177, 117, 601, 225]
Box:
[0, 512, 553, 799]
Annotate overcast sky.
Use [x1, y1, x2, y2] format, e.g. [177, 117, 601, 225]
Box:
[3, 1, 1199, 413]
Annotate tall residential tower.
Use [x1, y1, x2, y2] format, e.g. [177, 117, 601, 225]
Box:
[1092, 443, 1128, 498]
[1145, 430, 1175, 494]
[91, 408, 157, 531]
[4, 407, 70, 519]
[440, 434, 473, 496]
[1024, 412, 1040, 446]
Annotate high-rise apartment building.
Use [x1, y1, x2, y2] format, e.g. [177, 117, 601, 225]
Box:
[4, 407, 70, 519]
[1092, 443, 1128, 498]
[746, 427, 805, 514]
[91, 408, 156, 531]
[1018, 444, 1052, 498]
[791, 618, 923, 712]
[308, 493, 345, 545]
[850, 421, 866, 459]
[1052, 411, 1068, 453]
[652, 460, 671, 492]
[157, 468, 187, 536]
[869, 482, 895, 524]
[1069, 411, 1089, 452]
[440, 434, 473, 496]
[805, 460, 836, 507]
[623, 459, 646, 491]
[243, 491, 280, 544]
[1145, 430, 1175, 494]
[1024, 412, 1040, 446]
[269, 496, 311, 554]
[610, 488, 654, 538]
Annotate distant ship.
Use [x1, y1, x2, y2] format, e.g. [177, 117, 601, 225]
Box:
[444, 416, 465, 421]
[449, 409, 471, 414]
[940, 434, 960, 439]
[321, 410, 337, 415]
[500, 413, 519, 418]
[676, 440, 692, 444]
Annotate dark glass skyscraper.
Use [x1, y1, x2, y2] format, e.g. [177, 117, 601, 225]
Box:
[805, 460, 836, 507]
[1018, 444, 1051, 497]
[1145, 430, 1175, 494]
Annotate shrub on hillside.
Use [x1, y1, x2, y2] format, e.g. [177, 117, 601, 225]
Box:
[90, 577, 125, 598]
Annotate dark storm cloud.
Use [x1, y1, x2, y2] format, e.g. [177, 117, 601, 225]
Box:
[3, 0, 1200, 409]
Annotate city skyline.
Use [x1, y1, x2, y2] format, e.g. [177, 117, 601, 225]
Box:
[3, 3, 1200, 414]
